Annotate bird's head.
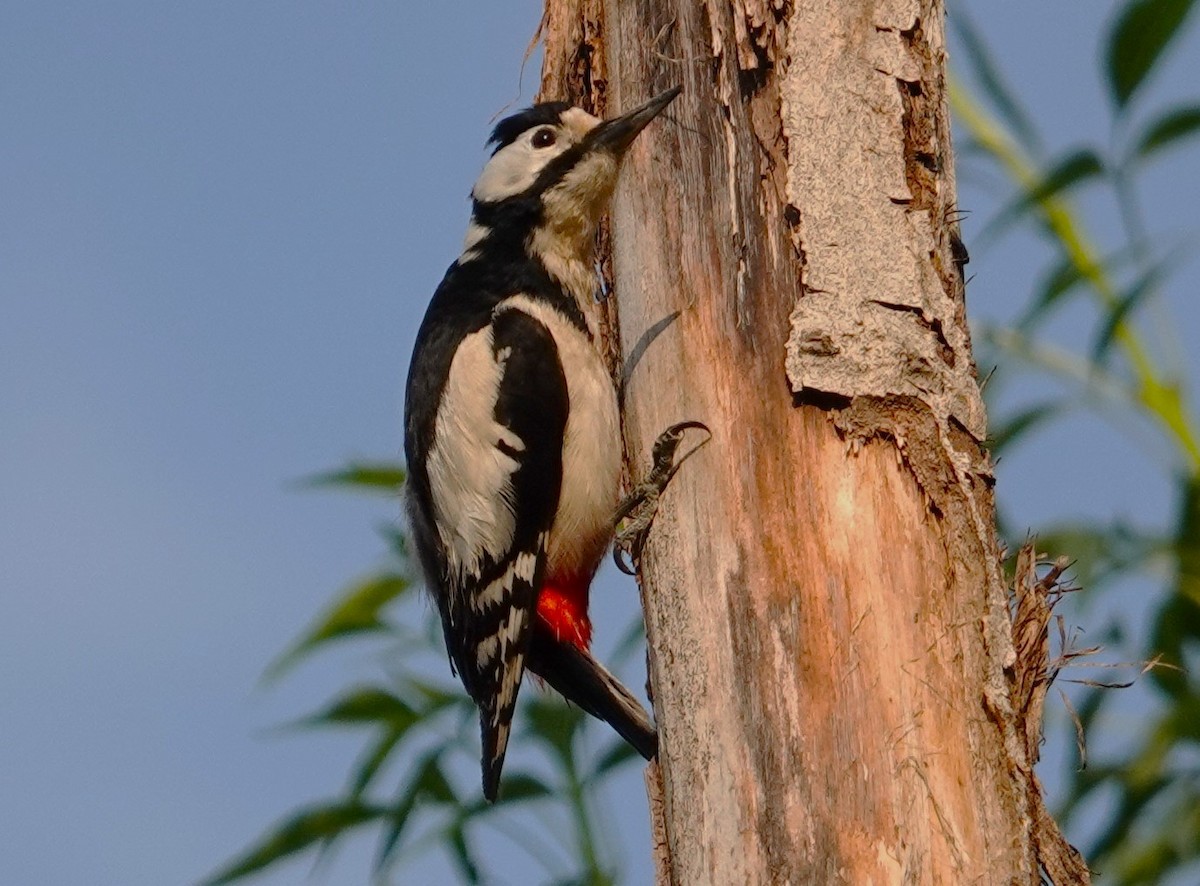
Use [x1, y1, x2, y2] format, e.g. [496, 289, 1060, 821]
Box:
[463, 87, 681, 273]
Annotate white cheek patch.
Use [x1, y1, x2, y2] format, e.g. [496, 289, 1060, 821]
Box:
[471, 119, 591, 205]
[473, 142, 541, 203]
[427, 327, 520, 578]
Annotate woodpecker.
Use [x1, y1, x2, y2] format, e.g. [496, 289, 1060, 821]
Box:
[404, 87, 680, 800]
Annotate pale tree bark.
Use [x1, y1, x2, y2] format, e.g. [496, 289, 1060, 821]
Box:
[538, 1, 1088, 883]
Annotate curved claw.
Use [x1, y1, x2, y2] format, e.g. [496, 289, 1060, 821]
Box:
[613, 420, 711, 575]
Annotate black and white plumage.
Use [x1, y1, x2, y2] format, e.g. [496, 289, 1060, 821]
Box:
[404, 88, 680, 800]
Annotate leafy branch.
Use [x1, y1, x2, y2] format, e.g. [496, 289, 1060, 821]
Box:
[204, 465, 642, 886]
[951, 2, 1200, 882]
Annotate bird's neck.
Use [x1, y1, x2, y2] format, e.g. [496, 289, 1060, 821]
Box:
[461, 197, 602, 334]
[527, 223, 597, 308]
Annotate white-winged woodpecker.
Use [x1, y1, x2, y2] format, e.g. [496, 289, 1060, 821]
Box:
[404, 87, 680, 800]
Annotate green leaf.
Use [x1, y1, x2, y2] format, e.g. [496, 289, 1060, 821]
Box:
[609, 615, 647, 667]
[294, 686, 420, 730]
[202, 802, 385, 885]
[1092, 254, 1177, 361]
[1018, 247, 1140, 330]
[264, 572, 411, 680]
[405, 677, 468, 711]
[490, 772, 554, 803]
[1106, 0, 1196, 109]
[445, 819, 482, 885]
[411, 751, 457, 803]
[1019, 258, 1087, 329]
[985, 149, 1104, 238]
[1035, 521, 1165, 592]
[372, 750, 463, 874]
[1113, 792, 1200, 885]
[349, 728, 406, 798]
[1165, 696, 1200, 741]
[987, 401, 1064, 455]
[523, 696, 586, 769]
[588, 739, 639, 782]
[949, 8, 1041, 153]
[1024, 150, 1105, 206]
[1177, 475, 1200, 607]
[377, 522, 411, 560]
[1135, 104, 1200, 159]
[1148, 594, 1200, 696]
[373, 791, 420, 874]
[302, 461, 407, 494]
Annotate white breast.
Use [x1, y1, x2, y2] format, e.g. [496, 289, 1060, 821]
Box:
[503, 294, 621, 581]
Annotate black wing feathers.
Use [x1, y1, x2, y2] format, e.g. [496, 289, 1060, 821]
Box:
[470, 306, 569, 801]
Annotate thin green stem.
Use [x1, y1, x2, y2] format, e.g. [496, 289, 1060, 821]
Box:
[565, 750, 609, 884]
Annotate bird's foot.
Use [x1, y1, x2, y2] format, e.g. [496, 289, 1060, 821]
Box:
[613, 420, 710, 575]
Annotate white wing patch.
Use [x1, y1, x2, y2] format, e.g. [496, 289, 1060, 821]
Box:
[427, 326, 521, 580]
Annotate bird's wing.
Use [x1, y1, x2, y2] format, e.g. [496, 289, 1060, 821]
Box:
[423, 301, 568, 799]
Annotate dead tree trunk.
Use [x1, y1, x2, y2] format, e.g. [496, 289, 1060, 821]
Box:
[539, 1, 1087, 882]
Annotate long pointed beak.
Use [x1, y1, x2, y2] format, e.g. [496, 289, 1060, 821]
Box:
[588, 86, 682, 155]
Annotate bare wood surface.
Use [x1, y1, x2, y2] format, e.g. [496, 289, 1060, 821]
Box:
[535, 1, 1086, 883]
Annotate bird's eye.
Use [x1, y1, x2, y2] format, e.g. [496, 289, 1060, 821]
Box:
[531, 128, 557, 149]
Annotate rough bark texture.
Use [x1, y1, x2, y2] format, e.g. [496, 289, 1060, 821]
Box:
[537, 1, 1087, 883]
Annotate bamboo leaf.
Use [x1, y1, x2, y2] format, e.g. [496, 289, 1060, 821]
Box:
[373, 791, 420, 874]
[349, 728, 405, 798]
[985, 149, 1104, 238]
[1105, 0, 1196, 109]
[1092, 254, 1177, 361]
[1148, 595, 1200, 696]
[294, 686, 420, 730]
[588, 739, 639, 782]
[1019, 258, 1086, 329]
[1135, 103, 1200, 159]
[523, 696, 585, 769]
[302, 461, 407, 494]
[1035, 521, 1165, 591]
[1022, 150, 1104, 206]
[490, 772, 553, 803]
[202, 802, 385, 885]
[265, 572, 411, 680]
[987, 401, 1064, 455]
[372, 750, 456, 874]
[412, 752, 457, 803]
[445, 819, 482, 885]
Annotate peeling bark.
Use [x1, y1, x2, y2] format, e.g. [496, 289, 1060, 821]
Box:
[537, 1, 1086, 882]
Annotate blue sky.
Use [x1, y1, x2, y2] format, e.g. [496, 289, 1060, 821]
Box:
[1, 2, 1197, 884]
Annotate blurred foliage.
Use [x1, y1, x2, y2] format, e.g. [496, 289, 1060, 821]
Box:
[210, 1, 1200, 883]
[204, 466, 641, 885]
[952, 1, 1200, 882]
